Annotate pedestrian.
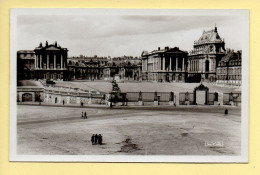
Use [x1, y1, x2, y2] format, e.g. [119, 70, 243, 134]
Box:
[99, 134, 103, 145]
[63, 100, 65, 105]
[81, 102, 83, 107]
[91, 134, 95, 145]
[81, 112, 84, 119]
[84, 111, 87, 119]
[225, 109, 228, 115]
[94, 134, 98, 144]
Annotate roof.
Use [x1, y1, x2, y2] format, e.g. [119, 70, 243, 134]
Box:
[17, 50, 35, 54]
[34, 41, 68, 52]
[220, 52, 240, 62]
[194, 27, 224, 46]
[142, 47, 187, 56]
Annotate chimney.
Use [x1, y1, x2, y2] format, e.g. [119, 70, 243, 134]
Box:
[55, 41, 57, 46]
[46, 40, 48, 47]
[158, 47, 160, 50]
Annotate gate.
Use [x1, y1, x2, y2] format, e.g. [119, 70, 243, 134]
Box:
[22, 93, 33, 102]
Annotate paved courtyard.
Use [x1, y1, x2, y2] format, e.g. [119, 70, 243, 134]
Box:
[17, 105, 241, 155]
[53, 81, 240, 94]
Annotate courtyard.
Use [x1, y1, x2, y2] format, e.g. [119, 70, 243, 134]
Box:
[53, 81, 239, 94]
[17, 105, 241, 155]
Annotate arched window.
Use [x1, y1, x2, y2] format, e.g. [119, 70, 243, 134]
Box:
[205, 60, 210, 72]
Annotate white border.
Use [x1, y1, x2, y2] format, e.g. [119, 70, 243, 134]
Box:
[10, 8, 249, 162]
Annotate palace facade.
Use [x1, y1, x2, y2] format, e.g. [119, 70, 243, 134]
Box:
[17, 26, 242, 86]
[141, 47, 188, 82]
[67, 58, 104, 80]
[216, 50, 242, 87]
[17, 50, 36, 81]
[103, 57, 142, 81]
[188, 27, 226, 82]
[34, 41, 69, 80]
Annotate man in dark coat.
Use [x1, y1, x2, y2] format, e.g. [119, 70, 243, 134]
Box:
[99, 134, 103, 145]
[94, 134, 98, 144]
[91, 134, 95, 145]
[84, 112, 87, 119]
[225, 109, 228, 115]
[81, 112, 84, 119]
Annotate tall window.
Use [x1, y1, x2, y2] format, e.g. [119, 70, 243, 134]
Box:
[205, 60, 210, 72]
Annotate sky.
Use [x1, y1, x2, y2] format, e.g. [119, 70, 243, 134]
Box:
[17, 15, 244, 57]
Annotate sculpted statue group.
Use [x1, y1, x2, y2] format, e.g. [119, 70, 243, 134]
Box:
[111, 80, 120, 92]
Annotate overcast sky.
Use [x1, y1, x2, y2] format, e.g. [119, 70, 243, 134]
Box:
[17, 15, 244, 57]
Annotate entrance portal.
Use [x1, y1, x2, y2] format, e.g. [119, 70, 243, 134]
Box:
[22, 93, 33, 102]
[196, 90, 206, 105]
[193, 83, 209, 105]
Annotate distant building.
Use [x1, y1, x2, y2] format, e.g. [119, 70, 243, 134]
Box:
[67, 58, 103, 80]
[103, 57, 142, 81]
[34, 41, 69, 80]
[141, 47, 188, 82]
[216, 50, 242, 87]
[17, 50, 35, 80]
[188, 27, 226, 82]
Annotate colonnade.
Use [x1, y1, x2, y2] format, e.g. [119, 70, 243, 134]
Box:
[161, 57, 185, 71]
[35, 54, 64, 69]
[190, 59, 200, 71]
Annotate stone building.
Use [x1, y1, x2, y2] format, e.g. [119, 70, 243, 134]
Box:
[141, 46, 188, 82]
[216, 50, 242, 87]
[103, 57, 142, 81]
[34, 41, 69, 80]
[67, 58, 104, 80]
[188, 27, 226, 82]
[17, 50, 35, 81]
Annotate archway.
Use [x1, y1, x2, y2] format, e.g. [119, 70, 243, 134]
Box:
[193, 84, 209, 105]
[22, 93, 33, 102]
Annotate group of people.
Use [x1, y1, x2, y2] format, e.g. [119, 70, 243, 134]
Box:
[91, 134, 103, 145]
[81, 112, 88, 119]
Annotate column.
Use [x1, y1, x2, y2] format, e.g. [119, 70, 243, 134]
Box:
[163, 57, 165, 71]
[169, 57, 172, 71]
[47, 54, 49, 69]
[61, 55, 63, 69]
[40, 55, 42, 68]
[176, 58, 178, 71]
[54, 54, 56, 69]
[182, 58, 185, 71]
[153, 58, 155, 71]
[35, 55, 38, 68]
[158, 57, 162, 70]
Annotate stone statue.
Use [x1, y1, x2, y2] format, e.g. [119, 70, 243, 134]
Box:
[111, 80, 120, 92]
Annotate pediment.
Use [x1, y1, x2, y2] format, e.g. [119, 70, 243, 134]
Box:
[45, 46, 61, 51]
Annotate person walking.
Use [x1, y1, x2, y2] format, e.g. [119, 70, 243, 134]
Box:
[81, 112, 84, 119]
[99, 134, 103, 145]
[91, 134, 95, 145]
[63, 100, 65, 105]
[225, 109, 228, 115]
[94, 134, 98, 144]
[84, 111, 87, 119]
